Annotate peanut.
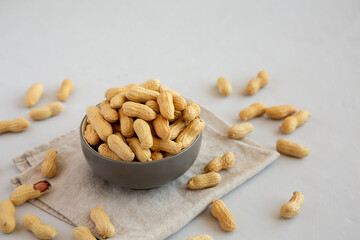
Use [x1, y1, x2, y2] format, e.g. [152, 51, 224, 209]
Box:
[169, 110, 182, 123]
[57, 78, 73, 101]
[217, 76, 232, 96]
[10, 180, 51, 206]
[0, 118, 30, 134]
[107, 134, 135, 161]
[98, 143, 121, 161]
[239, 102, 267, 121]
[158, 86, 180, 96]
[243, 70, 269, 95]
[29, 102, 63, 120]
[127, 137, 152, 162]
[182, 102, 200, 123]
[281, 110, 311, 134]
[22, 214, 57, 239]
[122, 102, 157, 121]
[86, 106, 113, 141]
[157, 90, 175, 120]
[162, 151, 174, 158]
[280, 191, 304, 218]
[187, 172, 221, 190]
[105, 83, 138, 100]
[133, 119, 153, 148]
[90, 206, 115, 238]
[110, 92, 127, 109]
[150, 137, 181, 155]
[24, 82, 43, 107]
[84, 123, 101, 146]
[176, 118, 205, 149]
[210, 200, 237, 231]
[99, 100, 118, 123]
[265, 105, 298, 120]
[173, 94, 187, 111]
[276, 139, 310, 158]
[169, 117, 187, 140]
[72, 226, 96, 240]
[227, 122, 254, 139]
[125, 85, 160, 103]
[41, 149, 58, 178]
[140, 79, 161, 91]
[153, 114, 170, 140]
[204, 152, 235, 172]
[187, 234, 214, 240]
[0, 200, 16, 233]
[151, 151, 163, 160]
[118, 108, 135, 137]
[145, 100, 160, 113]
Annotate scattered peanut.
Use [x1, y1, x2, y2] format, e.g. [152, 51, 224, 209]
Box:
[90, 206, 115, 239]
[140, 79, 161, 91]
[110, 92, 127, 109]
[182, 102, 200, 123]
[10, 180, 51, 206]
[122, 102, 157, 121]
[133, 119, 153, 148]
[227, 122, 254, 139]
[127, 137, 152, 162]
[24, 82, 43, 107]
[280, 191, 304, 218]
[0, 200, 16, 234]
[86, 106, 113, 141]
[125, 85, 159, 103]
[151, 151, 164, 160]
[107, 134, 135, 161]
[239, 102, 267, 121]
[22, 214, 57, 239]
[29, 102, 63, 120]
[151, 137, 182, 155]
[281, 110, 311, 134]
[84, 123, 101, 146]
[276, 139, 310, 158]
[187, 172, 221, 190]
[41, 149, 58, 178]
[57, 79, 73, 101]
[265, 105, 298, 120]
[0, 118, 30, 134]
[157, 90, 175, 120]
[187, 234, 214, 240]
[100, 100, 118, 123]
[176, 118, 205, 149]
[72, 226, 96, 240]
[98, 143, 122, 160]
[211, 200, 237, 231]
[118, 108, 135, 138]
[217, 76, 232, 96]
[243, 70, 269, 95]
[153, 114, 171, 140]
[204, 152, 235, 172]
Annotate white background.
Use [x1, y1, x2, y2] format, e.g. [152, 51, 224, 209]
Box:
[0, 0, 359, 239]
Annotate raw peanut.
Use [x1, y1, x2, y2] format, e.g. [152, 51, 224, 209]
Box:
[133, 119, 153, 148]
[86, 106, 113, 141]
[280, 191, 304, 218]
[265, 105, 298, 120]
[90, 206, 115, 239]
[173, 95, 187, 111]
[227, 122, 254, 139]
[113, 132, 126, 143]
[118, 108, 135, 137]
[100, 100, 118, 123]
[112, 122, 121, 133]
[158, 86, 180, 96]
[169, 110, 182, 123]
[187, 234, 214, 240]
[122, 102, 157, 121]
[0, 118, 30, 134]
[276, 139, 310, 158]
[217, 76, 232, 96]
[24, 82, 43, 107]
[127, 137, 152, 162]
[107, 134, 135, 161]
[162, 151, 173, 158]
[243, 70, 269, 95]
[98, 143, 122, 161]
[125, 85, 160, 103]
[204, 152, 235, 172]
[73, 226, 96, 240]
[151, 151, 163, 160]
[176, 118, 205, 149]
[182, 102, 200, 123]
[105, 83, 138, 100]
[10, 180, 51, 206]
[41, 149, 58, 178]
[22, 214, 57, 239]
[147, 120, 156, 136]
[57, 79, 73, 101]
[29, 102, 63, 120]
[151, 137, 181, 155]
[110, 92, 127, 109]
[145, 100, 160, 113]
[169, 117, 187, 140]
[281, 110, 311, 134]
[0, 200, 16, 233]
[140, 79, 161, 91]
[84, 124, 101, 146]
[187, 172, 221, 190]
[157, 90, 175, 120]
[239, 103, 268, 121]
[153, 114, 170, 140]
[211, 200, 237, 231]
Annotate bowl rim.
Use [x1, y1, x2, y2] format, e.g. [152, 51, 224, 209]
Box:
[80, 114, 202, 165]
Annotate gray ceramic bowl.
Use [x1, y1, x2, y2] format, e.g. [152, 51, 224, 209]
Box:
[80, 116, 202, 189]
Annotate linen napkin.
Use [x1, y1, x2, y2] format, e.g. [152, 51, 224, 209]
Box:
[11, 105, 279, 240]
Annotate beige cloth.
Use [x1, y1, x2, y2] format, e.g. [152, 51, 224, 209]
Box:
[11, 105, 279, 240]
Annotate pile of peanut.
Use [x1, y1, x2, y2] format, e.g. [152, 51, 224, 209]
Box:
[84, 79, 205, 162]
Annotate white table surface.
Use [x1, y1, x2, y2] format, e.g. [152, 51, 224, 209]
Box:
[0, 0, 359, 239]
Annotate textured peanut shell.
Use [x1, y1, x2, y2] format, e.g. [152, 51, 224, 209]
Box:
[169, 110, 182, 123]
[110, 92, 127, 109]
[122, 102, 157, 121]
[140, 79, 161, 91]
[176, 118, 205, 149]
[280, 191, 304, 218]
[0, 200, 16, 233]
[118, 108, 135, 137]
[204, 152, 235, 172]
[23, 214, 57, 239]
[90, 206, 115, 238]
[86, 106, 113, 141]
[145, 100, 160, 113]
[41, 149, 58, 178]
[173, 95, 187, 111]
[211, 200, 237, 231]
[151, 151, 163, 160]
[98, 143, 122, 161]
[187, 234, 214, 240]
[0, 118, 30, 134]
[169, 117, 188, 140]
[151, 137, 181, 155]
[217, 76, 232, 96]
[182, 102, 200, 123]
[29, 102, 64, 120]
[276, 139, 310, 158]
[243, 70, 269, 95]
[281, 110, 311, 134]
[57, 79, 73, 101]
[107, 134, 135, 161]
[125, 85, 160, 103]
[100, 100, 118, 123]
[127, 137, 152, 162]
[239, 103, 268, 121]
[84, 124, 101, 146]
[105, 83, 138, 100]
[153, 114, 171, 140]
[265, 105, 298, 120]
[227, 122, 254, 139]
[133, 119, 153, 148]
[10, 181, 51, 206]
[24, 82, 43, 107]
[187, 172, 221, 189]
[157, 91, 175, 120]
[73, 226, 96, 240]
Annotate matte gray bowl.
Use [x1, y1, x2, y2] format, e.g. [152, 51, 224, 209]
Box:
[80, 116, 202, 189]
